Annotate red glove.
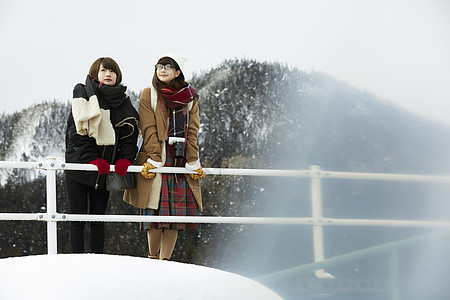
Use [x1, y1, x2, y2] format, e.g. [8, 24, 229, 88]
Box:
[115, 158, 132, 176]
[89, 158, 110, 175]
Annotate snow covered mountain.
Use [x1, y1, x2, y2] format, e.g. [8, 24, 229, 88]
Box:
[2, 59, 450, 299]
[193, 59, 450, 174]
[2, 59, 449, 184]
[0, 101, 68, 185]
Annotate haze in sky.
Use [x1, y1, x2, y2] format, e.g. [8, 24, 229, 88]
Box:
[1, 0, 449, 124]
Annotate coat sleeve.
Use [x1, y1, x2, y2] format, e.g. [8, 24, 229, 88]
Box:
[67, 84, 101, 162]
[185, 97, 200, 164]
[117, 108, 139, 162]
[139, 88, 162, 162]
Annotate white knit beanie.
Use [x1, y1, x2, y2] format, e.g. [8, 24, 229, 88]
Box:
[158, 54, 187, 75]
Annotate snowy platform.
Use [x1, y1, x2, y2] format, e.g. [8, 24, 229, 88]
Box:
[0, 254, 282, 299]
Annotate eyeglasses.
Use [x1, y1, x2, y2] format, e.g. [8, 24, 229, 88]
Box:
[155, 64, 175, 70]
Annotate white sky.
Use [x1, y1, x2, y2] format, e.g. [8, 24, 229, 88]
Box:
[1, 0, 449, 124]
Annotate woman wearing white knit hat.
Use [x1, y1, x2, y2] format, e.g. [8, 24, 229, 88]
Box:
[124, 54, 204, 260]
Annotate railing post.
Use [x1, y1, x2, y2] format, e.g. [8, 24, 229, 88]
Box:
[45, 157, 58, 255]
[310, 165, 334, 278]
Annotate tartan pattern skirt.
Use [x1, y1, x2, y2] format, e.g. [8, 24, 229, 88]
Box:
[140, 145, 200, 231]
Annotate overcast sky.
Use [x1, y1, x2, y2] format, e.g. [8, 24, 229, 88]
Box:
[1, 0, 449, 124]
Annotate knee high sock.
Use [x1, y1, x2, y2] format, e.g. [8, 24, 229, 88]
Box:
[147, 229, 162, 257]
[160, 229, 178, 260]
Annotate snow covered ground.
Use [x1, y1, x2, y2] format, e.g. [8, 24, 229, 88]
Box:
[0, 254, 282, 299]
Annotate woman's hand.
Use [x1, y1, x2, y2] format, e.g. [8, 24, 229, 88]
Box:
[185, 161, 205, 180]
[89, 158, 110, 175]
[141, 158, 163, 179]
[141, 162, 156, 179]
[115, 158, 132, 176]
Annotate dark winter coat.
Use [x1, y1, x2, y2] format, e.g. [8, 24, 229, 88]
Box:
[65, 80, 139, 189]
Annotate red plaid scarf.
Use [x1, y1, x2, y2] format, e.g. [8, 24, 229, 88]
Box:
[160, 84, 198, 109]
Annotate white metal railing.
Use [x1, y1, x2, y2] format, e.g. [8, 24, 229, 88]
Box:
[1, 158, 450, 278]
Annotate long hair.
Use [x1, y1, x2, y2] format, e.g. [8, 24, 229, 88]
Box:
[88, 57, 122, 86]
[151, 57, 187, 91]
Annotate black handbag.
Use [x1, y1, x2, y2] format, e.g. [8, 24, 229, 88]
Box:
[106, 171, 136, 191]
[105, 137, 136, 192]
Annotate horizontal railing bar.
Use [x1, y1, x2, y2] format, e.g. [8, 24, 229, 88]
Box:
[2, 212, 448, 228]
[57, 215, 450, 228]
[2, 160, 450, 182]
[60, 163, 312, 177]
[322, 218, 450, 228]
[203, 168, 312, 177]
[59, 163, 450, 181]
[321, 171, 450, 182]
[0, 161, 40, 169]
[64, 214, 313, 224]
[63, 215, 450, 227]
[0, 213, 40, 221]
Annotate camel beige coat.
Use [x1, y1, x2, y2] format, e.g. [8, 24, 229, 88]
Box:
[123, 87, 202, 211]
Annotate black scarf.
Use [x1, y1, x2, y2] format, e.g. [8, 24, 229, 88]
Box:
[85, 75, 128, 109]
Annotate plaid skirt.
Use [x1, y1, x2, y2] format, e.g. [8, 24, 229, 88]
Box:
[140, 173, 201, 231]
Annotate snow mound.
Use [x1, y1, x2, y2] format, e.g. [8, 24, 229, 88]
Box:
[0, 254, 282, 300]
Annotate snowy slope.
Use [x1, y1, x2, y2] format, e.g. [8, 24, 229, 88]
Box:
[0, 254, 283, 300]
[0, 101, 68, 185]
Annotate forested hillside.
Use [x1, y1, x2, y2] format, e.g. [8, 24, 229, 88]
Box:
[1, 59, 450, 299]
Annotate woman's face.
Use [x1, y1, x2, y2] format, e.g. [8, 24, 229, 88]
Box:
[97, 64, 117, 86]
[156, 63, 181, 84]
